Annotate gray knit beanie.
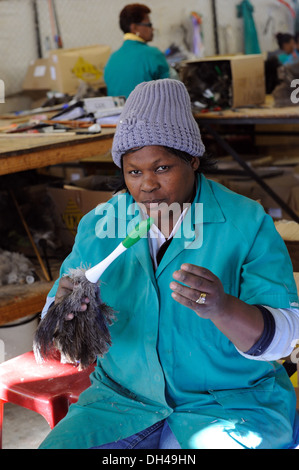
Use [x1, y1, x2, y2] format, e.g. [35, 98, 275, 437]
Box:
[111, 79, 205, 167]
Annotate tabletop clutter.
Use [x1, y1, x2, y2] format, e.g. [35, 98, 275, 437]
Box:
[0, 95, 124, 137]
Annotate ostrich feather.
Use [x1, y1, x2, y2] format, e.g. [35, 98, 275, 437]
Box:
[33, 268, 115, 369]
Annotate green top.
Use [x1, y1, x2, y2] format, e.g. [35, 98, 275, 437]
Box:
[40, 175, 298, 449]
[122, 217, 154, 249]
[104, 40, 170, 98]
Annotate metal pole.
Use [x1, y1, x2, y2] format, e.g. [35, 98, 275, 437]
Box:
[211, 0, 220, 55]
[33, 0, 42, 58]
[203, 123, 299, 223]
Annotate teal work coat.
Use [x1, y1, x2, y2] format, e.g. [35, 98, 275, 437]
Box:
[40, 175, 298, 449]
[104, 40, 170, 98]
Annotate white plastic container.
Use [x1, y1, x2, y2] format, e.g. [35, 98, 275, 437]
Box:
[0, 314, 39, 363]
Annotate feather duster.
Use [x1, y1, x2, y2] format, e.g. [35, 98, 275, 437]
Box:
[33, 218, 154, 369]
[33, 268, 115, 369]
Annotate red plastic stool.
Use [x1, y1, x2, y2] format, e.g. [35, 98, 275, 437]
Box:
[0, 351, 95, 448]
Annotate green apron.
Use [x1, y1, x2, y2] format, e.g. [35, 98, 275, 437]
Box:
[104, 40, 170, 98]
[40, 175, 298, 449]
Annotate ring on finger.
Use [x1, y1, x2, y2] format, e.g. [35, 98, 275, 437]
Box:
[195, 292, 207, 304]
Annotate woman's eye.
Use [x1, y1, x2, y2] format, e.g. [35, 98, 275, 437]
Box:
[128, 166, 170, 175]
[156, 165, 169, 172]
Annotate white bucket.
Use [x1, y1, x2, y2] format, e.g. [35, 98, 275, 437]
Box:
[0, 314, 39, 363]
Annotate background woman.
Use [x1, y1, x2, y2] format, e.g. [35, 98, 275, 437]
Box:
[104, 3, 169, 98]
[276, 32, 299, 64]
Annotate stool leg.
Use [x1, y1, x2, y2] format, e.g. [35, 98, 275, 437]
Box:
[0, 399, 4, 449]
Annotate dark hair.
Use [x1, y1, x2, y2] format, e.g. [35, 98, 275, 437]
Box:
[110, 146, 216, 193]
[119, 3, 151, 33]
[276, 32, 294, 49]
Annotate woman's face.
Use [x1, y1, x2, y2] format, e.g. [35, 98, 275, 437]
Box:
[123, 146, 200, 232]
[131, 13, 154, 42]
[283, 39, 296, 55]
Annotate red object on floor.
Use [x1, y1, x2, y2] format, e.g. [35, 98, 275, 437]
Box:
[0, 351, 95, 448]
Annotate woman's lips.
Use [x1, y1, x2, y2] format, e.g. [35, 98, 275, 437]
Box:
[141, 199, 166, 208]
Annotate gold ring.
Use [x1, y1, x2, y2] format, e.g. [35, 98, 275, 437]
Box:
[196, 292, 207, 304]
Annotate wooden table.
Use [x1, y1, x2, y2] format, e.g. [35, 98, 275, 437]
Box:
[0, 281, 53, 326]
[0, 128, 115, 176]
[0, 127, 115, 325]
[194, 102, 299, 125]
[194, 100, 299, 222]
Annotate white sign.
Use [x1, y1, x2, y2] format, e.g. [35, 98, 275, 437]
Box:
[0, 79, 4, 103]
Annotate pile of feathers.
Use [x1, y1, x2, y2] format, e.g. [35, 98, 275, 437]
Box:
[0, 249, 36, 286]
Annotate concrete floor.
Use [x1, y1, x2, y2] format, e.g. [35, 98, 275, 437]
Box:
[2, 402, 50, 449]
[0, 320, 51, 449]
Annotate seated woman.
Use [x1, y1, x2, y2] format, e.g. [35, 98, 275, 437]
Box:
[276, 32, 299, 65]
[39, 79, 299, 449]
[104, 3, 169, 98]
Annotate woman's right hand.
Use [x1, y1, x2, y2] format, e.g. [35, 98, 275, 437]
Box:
[54, 276, 90, 320]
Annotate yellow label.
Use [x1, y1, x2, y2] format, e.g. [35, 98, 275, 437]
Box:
[71, 56, 102, 82]
[290, 371, 298, 387]
[62, 199, 83, 236]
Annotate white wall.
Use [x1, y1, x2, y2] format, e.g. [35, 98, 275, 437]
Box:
[0, 0, 38, 97]
[215, 0, 296, 54]
[0, 0, 296, 97]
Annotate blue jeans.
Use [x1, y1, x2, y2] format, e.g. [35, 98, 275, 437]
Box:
[293, 411, 299, 448]
[91, 420, 181, 449]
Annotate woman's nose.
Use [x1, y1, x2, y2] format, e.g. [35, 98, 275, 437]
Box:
[140, 174, 160, 192]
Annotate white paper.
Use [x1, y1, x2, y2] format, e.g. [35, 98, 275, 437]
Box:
[50, 66, 56, 80]
[33, 65, 46, 77]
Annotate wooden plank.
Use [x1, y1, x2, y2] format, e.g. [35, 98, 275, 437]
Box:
[0, 132, 114, 176]
[0, 280, 54, 326]
[0, 128, 114, 154]
[194, 105, 299, 121]
[194, 96, 299, 121]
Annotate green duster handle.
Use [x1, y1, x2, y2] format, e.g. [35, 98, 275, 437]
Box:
[85, 217, 154, 283]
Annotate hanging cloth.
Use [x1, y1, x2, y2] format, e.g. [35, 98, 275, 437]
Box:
[190, 11, 205, 57]
[237, 0, 261, 54]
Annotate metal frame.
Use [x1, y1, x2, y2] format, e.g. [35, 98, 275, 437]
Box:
[196, 116, 299, 223]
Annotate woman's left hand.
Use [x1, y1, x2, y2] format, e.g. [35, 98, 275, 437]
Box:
[170, 263, 265, 352]
[170, 263, 229, 320]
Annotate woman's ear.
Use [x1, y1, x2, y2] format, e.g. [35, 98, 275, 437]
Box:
[191, 157, 200, 171]
[130, 23, 138, 35]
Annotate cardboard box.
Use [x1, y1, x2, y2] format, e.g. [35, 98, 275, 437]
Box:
[180, 54, 265, 108]
[255, 124, 299, 148]
[23, 58, 52, 91]
[274, 220, 299, 271]
[225, 170, 299, 219]
[48, 185, 113, 247]
[289, 186, 299, 215]
[48, 44, 111, 94]
[284, 240, 299, 272]
[23, 45, 111, 94]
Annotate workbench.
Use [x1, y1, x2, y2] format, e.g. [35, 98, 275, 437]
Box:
[0, 127, 115, 176]
[194, 102, 299, 125]
[0, 127, 115, 326]
[194, 100, 299, 222]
